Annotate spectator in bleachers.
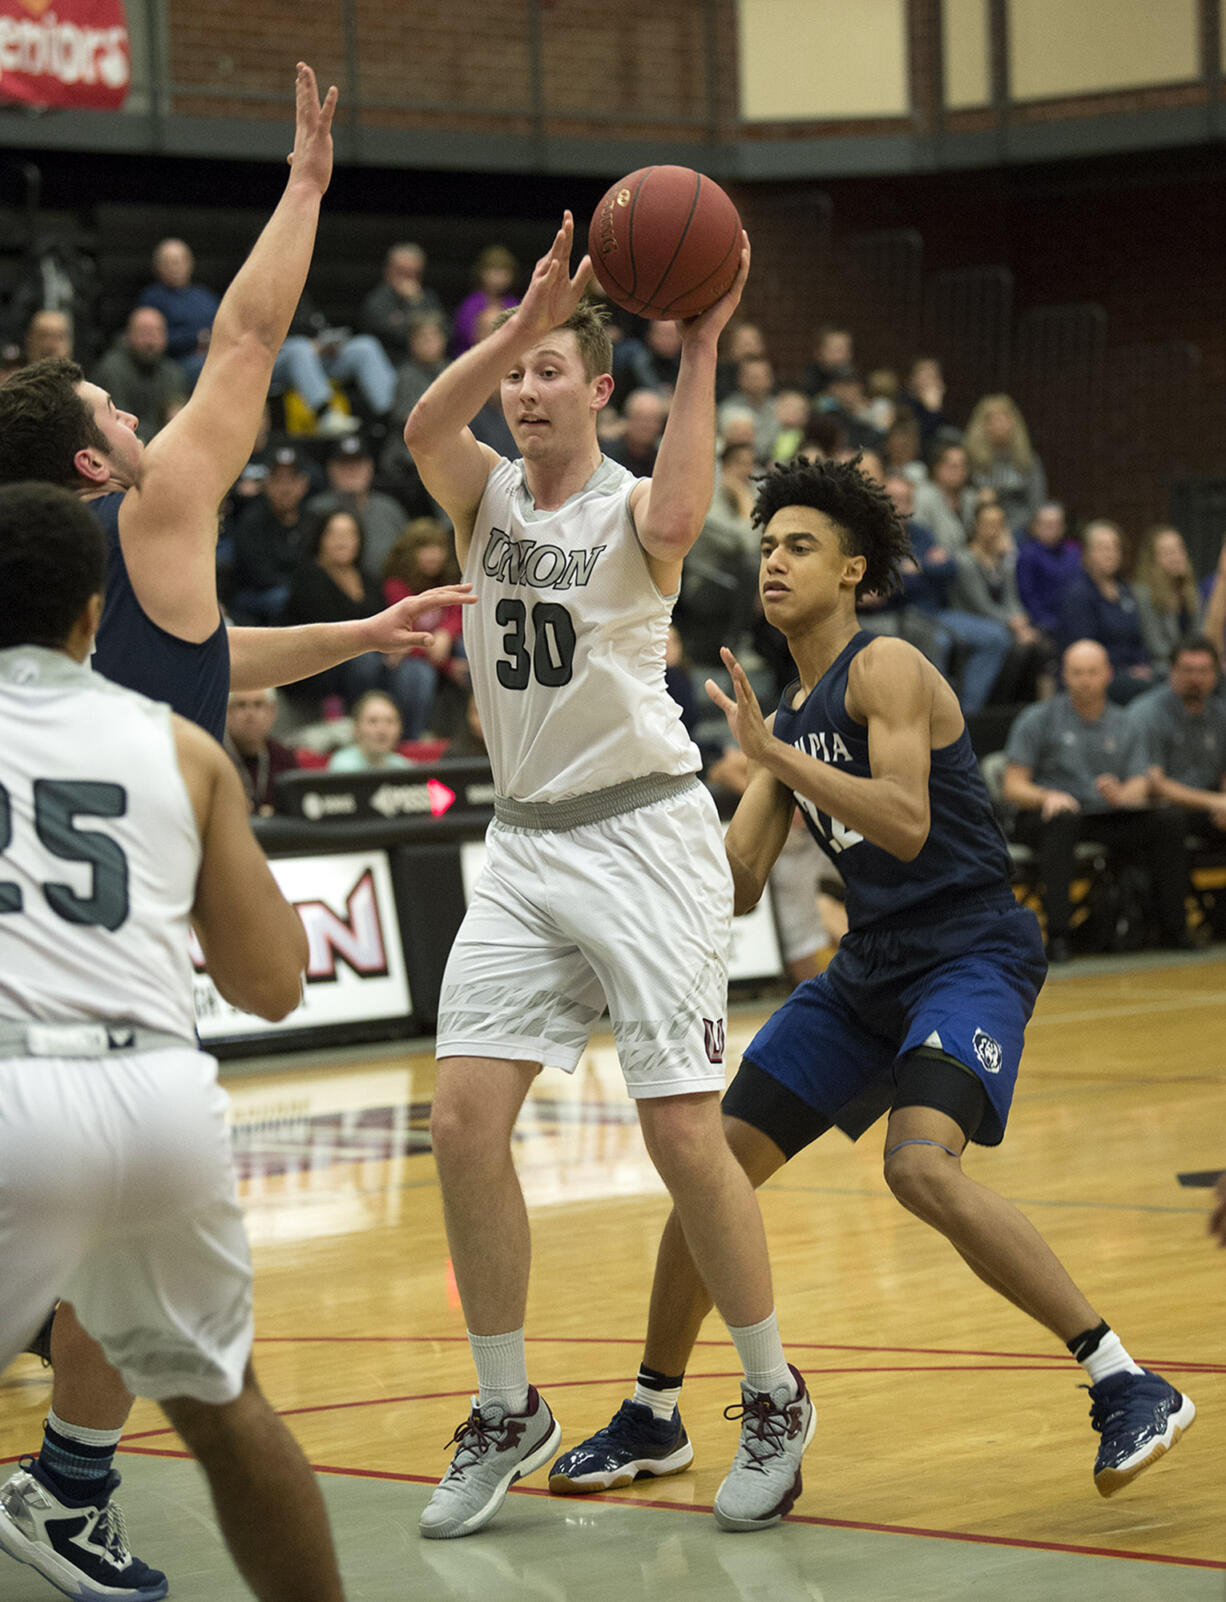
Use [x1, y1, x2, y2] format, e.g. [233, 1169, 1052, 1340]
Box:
[451, 244, 519, 356]
[1130, 636, 1226, 834]
[358, 243, 445, 362]
[674, 441, 760, 686]
[1132, 524, 1201, 678]
[612, 317, 682, 406]
[274, 288, 396, 436]
[327, 689, 413, 772]
[964, 394, 1047, 531]
[715, 321, 767, 402]
[1059, 518, 1153, 703]
[882, 412, 927, 486]
[0, 342, 24, 384]
[380, 311, 451, 480]
[1002, 638, 1193, 962]
[901, 356, 949, 449]
[912, 440, 976, 551]
[136, 238, 219, 384]
[228, 443, 313, 623]
[283, 509, 437, 737]
[306, 435, 408, 586]
[878, 473, 1010, 712]
[716, 353, 777, 461]
[1202, 538, 1226, 664]
[604, 388, 666, 477]
[815, 366, 885, 453]
[865, 368, 900, 435]
[91, 306, 186, 443]
[224, 688, 299, 816]
[444, 690, 489, 759]
[381, 517, 468, 729]
[23, 309, 73, 364]
[770, 389, 811, 463]
[802, 324, 854, 397]
[1015, 501, 1081, 641]
[953, 501, 1047, 703]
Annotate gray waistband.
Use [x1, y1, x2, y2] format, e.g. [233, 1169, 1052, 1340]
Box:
[0, 1020, 196, 1059]
[494, 771, 700, 833]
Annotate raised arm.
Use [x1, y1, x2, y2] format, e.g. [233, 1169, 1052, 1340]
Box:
[173, 715, 307, 1020]
[707, 637, 934, 861]
[631, 237, 750, 593]
[404, 213, 591, 556]
[119, 65, 338, 639]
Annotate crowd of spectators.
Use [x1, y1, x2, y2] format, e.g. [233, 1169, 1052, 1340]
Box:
[6, 236, 1226, 970]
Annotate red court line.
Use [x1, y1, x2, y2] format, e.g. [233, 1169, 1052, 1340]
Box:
[109, 1449, 1222, 1572]
[249, 1334, 1225, 1371]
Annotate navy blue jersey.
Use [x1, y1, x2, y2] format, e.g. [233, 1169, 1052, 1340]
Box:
[89, 492, 230, 741]
[773, 631, 1012, 929]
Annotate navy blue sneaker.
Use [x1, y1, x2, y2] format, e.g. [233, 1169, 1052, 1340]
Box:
[548, 1399, 693, 1494]
[1087, 1369, 1196, 1497]
[0, 1459, 167, 1600]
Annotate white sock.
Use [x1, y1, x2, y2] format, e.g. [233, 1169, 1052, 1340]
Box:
[632, 1381, 681, 1419]
[46, 1409, 123, 1450]
[727, 1310, 795, 1400]
[1080, 1331, 1143, 1386]
[468, 1328, 530, 1414]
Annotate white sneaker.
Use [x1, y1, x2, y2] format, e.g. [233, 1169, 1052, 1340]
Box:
[419, 1388, 561, 1540]
[314, 407, 360, 438]
[713, 1366, 815, 1532]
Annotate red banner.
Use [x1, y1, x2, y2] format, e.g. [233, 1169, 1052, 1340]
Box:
[0, 0, 130, 111]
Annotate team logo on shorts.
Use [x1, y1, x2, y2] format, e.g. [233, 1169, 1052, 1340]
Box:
[973, 1028, 1003, 1075]
[703, 1018, 726, 1064]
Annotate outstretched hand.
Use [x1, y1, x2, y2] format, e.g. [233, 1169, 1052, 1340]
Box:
[364, 585, 475, 661]
[286, 62, 338, 195]
[514, 213, 594, 343]
[705, 646, 772, 763]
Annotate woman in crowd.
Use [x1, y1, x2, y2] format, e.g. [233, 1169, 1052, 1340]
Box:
[912, 440, 977, 551]
[1058, 518, 1152, 703]
[450, 244, 519, 355]
[963, 393, 1048, 530]
[953, 500, 1047, 703]
[282, 507, 438, 734]
[328, 690, 412, 773]
[1132, 523, 1201, 677]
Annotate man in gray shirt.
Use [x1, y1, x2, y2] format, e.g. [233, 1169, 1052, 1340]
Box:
[1129, 636, 1226, 833]
[1002, 639, 1192, 962]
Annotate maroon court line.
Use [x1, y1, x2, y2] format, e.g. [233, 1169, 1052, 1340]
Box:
[101, 1447, 1226, 1573]
[248, 1334, 1225, 1372]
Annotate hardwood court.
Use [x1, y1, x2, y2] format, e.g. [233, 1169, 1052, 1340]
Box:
[2, 954, 1223, 1601]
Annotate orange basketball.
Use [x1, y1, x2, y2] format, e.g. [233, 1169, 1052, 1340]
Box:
[588, 165, 742, 320]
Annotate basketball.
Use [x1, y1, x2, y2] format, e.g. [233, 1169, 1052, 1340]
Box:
[587, 165, 743, 320]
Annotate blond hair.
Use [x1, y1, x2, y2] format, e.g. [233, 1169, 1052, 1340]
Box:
[492, 298, 612, 383]
[1136, 524, 1199, 619]
[964, 394, 1034, 473]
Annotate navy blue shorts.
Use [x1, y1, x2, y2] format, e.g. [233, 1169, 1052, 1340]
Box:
[742, 893, 1047, 1146]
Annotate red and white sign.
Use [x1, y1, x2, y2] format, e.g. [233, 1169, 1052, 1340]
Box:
[0, 0, 130, 111]
[192, 851, 412, 1044]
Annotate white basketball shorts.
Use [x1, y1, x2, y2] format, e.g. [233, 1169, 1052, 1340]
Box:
[0, 1047, 253, 1405]
[436, 782, 733, 1097]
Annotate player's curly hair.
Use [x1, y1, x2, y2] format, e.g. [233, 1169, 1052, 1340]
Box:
[752, 455, 911, 600]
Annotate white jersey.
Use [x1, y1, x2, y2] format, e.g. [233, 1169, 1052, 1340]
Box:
[464, 455, 699, 803]
[0, 646, 199, 1039]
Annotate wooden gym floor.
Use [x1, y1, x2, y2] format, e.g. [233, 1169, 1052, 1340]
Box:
[2, 950, 1223, 1601]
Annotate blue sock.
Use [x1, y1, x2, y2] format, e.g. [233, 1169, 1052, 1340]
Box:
[36, 1411, 120, 1503]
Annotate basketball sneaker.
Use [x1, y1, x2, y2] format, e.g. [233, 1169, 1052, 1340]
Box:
[1086, 1368, 1195, 1497]
[548, 1399, 693, 1494]
[712, 1365, 815, 1533]
[419, 1387, 561, 1540]
[0, 1459, 167, 1600]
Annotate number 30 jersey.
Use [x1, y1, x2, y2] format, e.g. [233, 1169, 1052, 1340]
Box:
[464, 456, 699, 803]
[0, 646, 200, 1038]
